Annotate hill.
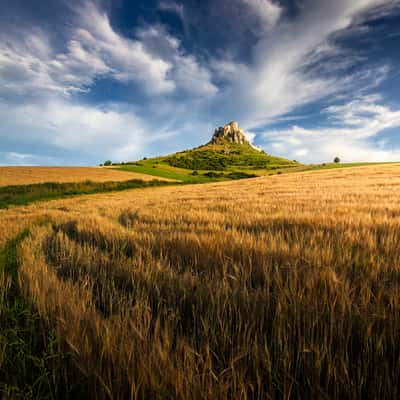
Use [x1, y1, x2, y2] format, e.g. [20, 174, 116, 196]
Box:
[113, 121, 299, 182]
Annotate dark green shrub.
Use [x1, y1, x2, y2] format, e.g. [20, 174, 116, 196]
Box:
[227, 172, 257, 180]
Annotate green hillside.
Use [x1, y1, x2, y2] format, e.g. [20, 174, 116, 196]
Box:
[112, 138, 300, 183]
[165, 140, 296, 170]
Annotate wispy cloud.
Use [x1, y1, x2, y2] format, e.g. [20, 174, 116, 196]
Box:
[241, 0, 282, 28]
[0, 1, 217, 98]
[0, 99, 153, 163]
[136, 25, 218, 96]
[261, 95, 400, 163]
[216, 0, 400, 129]
[159, 1, 185, 20]
[0, 151, 57, 166]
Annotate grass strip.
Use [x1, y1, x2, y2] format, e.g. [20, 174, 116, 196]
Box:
[0, 232, 72, 399]
[0, 179, 176, 209]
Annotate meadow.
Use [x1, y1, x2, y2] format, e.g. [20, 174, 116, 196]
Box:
[1, 164, 400, 399]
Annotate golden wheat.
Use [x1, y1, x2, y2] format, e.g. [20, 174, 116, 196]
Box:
[0, 166, 173, 187]
[2, 164, 400, 399]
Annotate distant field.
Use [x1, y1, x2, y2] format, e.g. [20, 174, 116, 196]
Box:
[0, 166, 173, 186]
[1, 164, 400, 399]
[113, 156, 394, 182]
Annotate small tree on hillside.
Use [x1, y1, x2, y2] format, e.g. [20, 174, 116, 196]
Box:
[104, 160, 112, 166]
[334, 157, 340, 163]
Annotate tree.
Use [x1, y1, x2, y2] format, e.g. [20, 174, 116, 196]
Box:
[104, 160, 112, 166]
[334, 157, 340, 163]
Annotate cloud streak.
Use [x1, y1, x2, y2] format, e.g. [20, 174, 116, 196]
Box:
[261, 95, 400, 163]
[216, 0, 400, 128]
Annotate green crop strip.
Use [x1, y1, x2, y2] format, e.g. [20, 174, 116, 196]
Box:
[0, 179, 176, 209]
[0, 231, 89, 399]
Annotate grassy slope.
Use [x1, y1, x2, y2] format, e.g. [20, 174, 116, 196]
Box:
[164, 141, 297, 170]
[113, 154, 388, 182]
[113, 163, 214, 183]
[113, 140, 299, 181]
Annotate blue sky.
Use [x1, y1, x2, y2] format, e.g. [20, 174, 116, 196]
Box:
[1, 0, 400, 165]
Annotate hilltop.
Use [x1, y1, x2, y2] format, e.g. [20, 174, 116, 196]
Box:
[114, 121, 299, 182]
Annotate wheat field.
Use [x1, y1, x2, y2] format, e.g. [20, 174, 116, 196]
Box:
[0, 166, 173, 187]
[2, 164, 400, 399]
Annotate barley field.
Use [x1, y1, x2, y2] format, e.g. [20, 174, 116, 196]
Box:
[0, 166, 173, 186]
[1, 164, 400, 399]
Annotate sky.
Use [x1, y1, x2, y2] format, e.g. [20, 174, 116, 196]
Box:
[1, 0, 400, 165]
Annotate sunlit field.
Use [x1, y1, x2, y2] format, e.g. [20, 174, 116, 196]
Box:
[1, 164, 400, 399]
[0, 166, 173, 186]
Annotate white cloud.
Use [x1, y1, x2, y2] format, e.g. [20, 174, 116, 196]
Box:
[0, 1, 220, 166]
[261, 95, 400, 162]
[0, 152, 57, 166]
[75, 3, 175, 94]
[0, 94, 218, 165]
[136, 25, 218, 96]
[241, 0, 282, 28]
[221, 0, 399, 129]
[0, 99, 152, 163]
[0, 1, 218, 98]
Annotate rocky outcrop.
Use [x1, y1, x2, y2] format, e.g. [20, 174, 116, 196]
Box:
[211, 121, 249, 145]
[210, 121, 262, 152]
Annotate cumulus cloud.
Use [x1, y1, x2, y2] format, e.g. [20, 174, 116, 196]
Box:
[0, 99, 153, 163]
[0, 1, 220, 164]
[136, 25, 218, 96]
[260, 95, 400, 163]
[0, 27, 171, 97]
[0, 94, 216, 165]
[74, 3, 176, 95]
[0, 1, 217, 98]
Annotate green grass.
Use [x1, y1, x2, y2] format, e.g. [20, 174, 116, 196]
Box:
[112, 163, 213, 183]
[163, 141, 297, 171]
[113, 140, 299, 182]
[114, 157, 398, 185]
[0, 232, 85, 399]
[0, 179, 175, 209]
[302, 162, 390, 171]
[111, 140, 400, 183]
